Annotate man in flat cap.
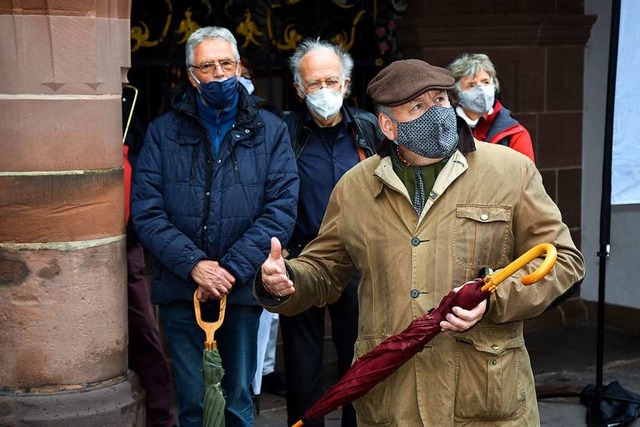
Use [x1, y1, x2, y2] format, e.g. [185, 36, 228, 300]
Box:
[255, 59, 585, 425]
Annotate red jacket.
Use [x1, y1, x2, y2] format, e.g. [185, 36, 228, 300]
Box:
[473, 100, 535, 162]
[123, 144, 132, 224]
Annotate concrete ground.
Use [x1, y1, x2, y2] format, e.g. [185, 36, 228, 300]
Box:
[251, 322, 640, 426]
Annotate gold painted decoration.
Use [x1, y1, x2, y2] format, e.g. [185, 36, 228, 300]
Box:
[330, 10, 365, 52]
[236, 10, 264, 48]
[130, 0, 173, 52]
[275, 24, 303, 52]
[131, 0, 406, 66]
[174, 8, 201, 45]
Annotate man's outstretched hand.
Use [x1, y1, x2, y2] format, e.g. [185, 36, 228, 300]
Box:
[261, 237, 294, 298]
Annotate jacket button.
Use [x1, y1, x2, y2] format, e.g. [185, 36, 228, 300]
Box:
[235, 134, 240, 138]
[492, 359, 497, 365]
[480, 213, 489, 221]
[203, 226, 207, 230]
[491, 344, 499, 350]
[189, 256, 195, 261]
[411, 237, 421, 246]
[217, 159, 222, 164]
[410, 289, 420, 298]
[245, 129, 250, 133]
[206, 192, 210, 197]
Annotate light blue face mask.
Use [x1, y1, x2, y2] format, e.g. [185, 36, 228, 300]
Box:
[239, 76, 255, 95]
[458, 84, 495, 114]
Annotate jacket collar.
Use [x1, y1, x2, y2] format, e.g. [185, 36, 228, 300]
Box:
[373, 149, 469, 221]
[173, 84, 259, 129]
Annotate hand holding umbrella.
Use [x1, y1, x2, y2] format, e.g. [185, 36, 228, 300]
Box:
[291, 243, 558, 427]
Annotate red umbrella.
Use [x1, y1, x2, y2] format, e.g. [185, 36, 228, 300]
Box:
[291, 243, 557, 427]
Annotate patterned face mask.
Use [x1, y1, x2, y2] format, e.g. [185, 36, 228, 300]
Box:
[393, 105, 459, 159]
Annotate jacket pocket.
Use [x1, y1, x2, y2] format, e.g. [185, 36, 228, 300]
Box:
[165, 131, 202, 184]
[452, 327, 526, 421]
[352, 336, 391, 425]
[453, 205, 512, 270]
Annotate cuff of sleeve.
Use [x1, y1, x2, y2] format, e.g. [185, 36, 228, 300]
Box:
[184, 249, 208, 282]
[253, 261, 295, 307]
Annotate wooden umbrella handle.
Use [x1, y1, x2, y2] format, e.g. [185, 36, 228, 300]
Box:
[193, 292, 227, 351]
[481, 243, 558, 292]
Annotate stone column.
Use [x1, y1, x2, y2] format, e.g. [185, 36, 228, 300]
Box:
[0, 1, 144, 425]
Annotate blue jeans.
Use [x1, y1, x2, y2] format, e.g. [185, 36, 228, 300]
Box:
[160, 302, 261, 427]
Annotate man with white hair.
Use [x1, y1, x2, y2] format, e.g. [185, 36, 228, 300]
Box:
[131, 26, 298, 427]
[279, 38, 383, 427]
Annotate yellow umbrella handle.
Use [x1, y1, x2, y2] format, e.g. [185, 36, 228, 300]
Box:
[193, 292, 227, 351]
[481, 243, 558, 292]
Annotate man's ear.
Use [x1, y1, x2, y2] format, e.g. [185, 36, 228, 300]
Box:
[341, 78, 351, 96]
[187, 69, 198, 89]
[378, 113, 396, 141]
[294, 82, 305, 100]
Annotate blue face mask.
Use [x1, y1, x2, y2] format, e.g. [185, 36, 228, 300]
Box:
[193, 74, 239, 109]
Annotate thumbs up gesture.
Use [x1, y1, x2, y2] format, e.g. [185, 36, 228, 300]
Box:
[261, 237, 294, 298]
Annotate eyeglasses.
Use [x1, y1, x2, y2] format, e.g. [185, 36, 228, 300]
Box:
[189, 60, 237, 74]
[304, 77, 342, 92]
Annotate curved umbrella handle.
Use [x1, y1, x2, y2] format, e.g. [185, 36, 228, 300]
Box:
[481, 243, 558, 292]
[193, 292, 227, 351]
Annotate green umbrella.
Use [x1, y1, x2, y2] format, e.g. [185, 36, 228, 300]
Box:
[194, 292, 227, 427]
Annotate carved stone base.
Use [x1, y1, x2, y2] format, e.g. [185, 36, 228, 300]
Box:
[0, 371, 145, 426]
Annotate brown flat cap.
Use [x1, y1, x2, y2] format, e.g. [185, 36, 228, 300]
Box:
[367, 59, 455, 107]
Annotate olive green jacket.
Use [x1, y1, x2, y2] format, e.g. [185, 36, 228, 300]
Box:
[257, 141, 585, 426]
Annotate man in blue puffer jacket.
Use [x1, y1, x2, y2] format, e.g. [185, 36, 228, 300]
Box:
[131, 26, 299, 427]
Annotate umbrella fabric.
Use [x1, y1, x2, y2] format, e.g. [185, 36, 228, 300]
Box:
[295, 278, 489, 425]
[202, 347, 226, 427]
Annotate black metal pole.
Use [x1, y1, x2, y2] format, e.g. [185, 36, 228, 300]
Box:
[594, 0, 621, 424]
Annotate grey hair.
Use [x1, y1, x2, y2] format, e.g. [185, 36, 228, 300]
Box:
[447, 53, 500, 97]
[185, 26, 240, 66]
[288, 38, 354, 95]
[375, 104, 395, 121]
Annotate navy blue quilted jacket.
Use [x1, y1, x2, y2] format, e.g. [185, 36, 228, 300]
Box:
[131, 86, 299, 306]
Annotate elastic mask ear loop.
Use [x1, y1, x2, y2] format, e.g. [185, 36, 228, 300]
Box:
[189, 69, 204, 94]
[382, 113, 399, 144]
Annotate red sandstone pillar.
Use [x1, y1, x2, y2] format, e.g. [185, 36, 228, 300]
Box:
[0, 1, 144, 425]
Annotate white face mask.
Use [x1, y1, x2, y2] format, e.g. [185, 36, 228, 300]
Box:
[458, 83, 495, 114]
[304, 87, 344, 120]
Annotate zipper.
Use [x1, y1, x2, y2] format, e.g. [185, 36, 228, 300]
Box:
[232, 149, 240, 181]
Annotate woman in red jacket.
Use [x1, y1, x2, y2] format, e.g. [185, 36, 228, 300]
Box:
[447, 53, 535, 162]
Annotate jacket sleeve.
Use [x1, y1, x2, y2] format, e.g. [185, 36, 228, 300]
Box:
[131, 120, 208, 281]
[486, 162, 585, 323]
[218, 119, 299, 286]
